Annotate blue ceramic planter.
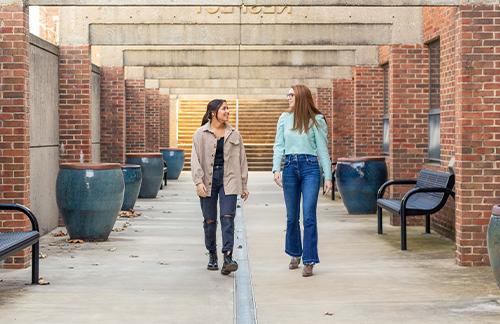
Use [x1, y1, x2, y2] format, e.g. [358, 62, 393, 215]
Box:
[160, 148, 185, 180]
[56, 163, 124, 241]
[487, 205, 500, 288]
[336, 157, 388, 214]
[121, 164, 142, 211]
[126, 153, 163, 198]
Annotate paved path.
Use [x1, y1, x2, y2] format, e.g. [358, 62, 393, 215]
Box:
[1, 172, 499, 323]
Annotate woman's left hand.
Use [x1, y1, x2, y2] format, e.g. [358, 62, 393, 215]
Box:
[241, 190, 250, 201]
[323, 180, 333, 195]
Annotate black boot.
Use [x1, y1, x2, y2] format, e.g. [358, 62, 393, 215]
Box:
[221, 251, 238, 275]
[207, 252, 218, 271]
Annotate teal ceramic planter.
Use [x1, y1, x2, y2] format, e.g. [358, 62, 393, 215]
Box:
[121, 164, 142, 211]
[336, 157, 388, 214]
[487, 205, 500, 288]
[160, 147, 185, 180]
[126, 153, 163, 198]
[56, 163, 124, 241]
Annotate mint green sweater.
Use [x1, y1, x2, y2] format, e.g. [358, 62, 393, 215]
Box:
[272, 112, 333, 180]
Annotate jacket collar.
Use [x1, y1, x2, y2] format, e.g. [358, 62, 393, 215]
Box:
[202, 122, 235, 141]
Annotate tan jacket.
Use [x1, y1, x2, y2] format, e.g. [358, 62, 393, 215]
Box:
[191, 122, 248, 197]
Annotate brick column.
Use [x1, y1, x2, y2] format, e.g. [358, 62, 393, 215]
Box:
[332, 79, 354, 161]
[0, 1, 31, 268]
[423, 6, 458, 240]
[455, 4, 499, 266]
[353, 67, 384, 157]
[100, 67, 125, 163]
[59, 45, 93, 163]
[388, 45, 429, 226]
[145, 88, 161, 152]
[317, 87, 333, 156]
[388, 45, 430, 180]
[125, 80, 146, 153]
[159, 93, 170, 148]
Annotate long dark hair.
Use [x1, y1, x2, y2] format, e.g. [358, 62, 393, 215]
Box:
[291, 84, 323, 133]
[201, 99, 226, 126]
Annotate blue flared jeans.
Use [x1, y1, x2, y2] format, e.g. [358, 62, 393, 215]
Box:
[282, 154, 321, 264]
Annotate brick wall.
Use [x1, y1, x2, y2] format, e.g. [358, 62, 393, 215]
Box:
[145, 88, 161, 152]
[317, 87, 333, 156]
[59, 45, 93, 163]
[125, 80, 146, 153]
[159, 93, 169, 148]
[353, 67, 384, 157]
[100, 67, 125, 163]
[0, 2, 31, 268]
[423, 6, 458, 240]
[386, 45, 429, 226]
[454, 4, 499, 266]
[332, 79, 354, 161]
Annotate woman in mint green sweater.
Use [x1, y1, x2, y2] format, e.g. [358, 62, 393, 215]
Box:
[272, 84, 333, 277]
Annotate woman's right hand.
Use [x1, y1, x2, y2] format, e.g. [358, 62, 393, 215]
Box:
[273, 172, 282, 188]
[196, 183, 208, 197]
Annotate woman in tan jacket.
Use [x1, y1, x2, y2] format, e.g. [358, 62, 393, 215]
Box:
[191, 99, 249, 275]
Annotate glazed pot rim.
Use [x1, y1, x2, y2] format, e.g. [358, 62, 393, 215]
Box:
[126, 153, 163, 158]
[337, 156, 386, 162]
[60, 163, 122, 170]
[493, 205, 500, 216]
[121, 164, 141, 169]
[159, 147, 185, 151]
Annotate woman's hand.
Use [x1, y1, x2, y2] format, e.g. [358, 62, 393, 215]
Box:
[323, 180, 333, 195]
[241, 190, 250, 201]
[273, 172, 282, 187]
[196, 183, 208, 197]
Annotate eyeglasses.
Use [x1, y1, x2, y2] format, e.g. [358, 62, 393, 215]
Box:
[286, 93, 295, 98]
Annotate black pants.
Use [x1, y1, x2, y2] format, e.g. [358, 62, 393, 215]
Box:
[199, 166, 237, 254]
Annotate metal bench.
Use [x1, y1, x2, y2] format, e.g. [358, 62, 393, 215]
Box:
[0, 203, 40, 284]
[376, 169, 455, 251]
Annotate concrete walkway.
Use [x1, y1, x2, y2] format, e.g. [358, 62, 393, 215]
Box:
[1, 172, 499, 323]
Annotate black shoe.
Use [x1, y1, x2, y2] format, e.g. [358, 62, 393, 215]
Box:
[221, 252, 238, 275]
[207, 252, 218, 271]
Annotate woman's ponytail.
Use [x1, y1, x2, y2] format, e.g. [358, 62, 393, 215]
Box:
[200, 99, 226, 126]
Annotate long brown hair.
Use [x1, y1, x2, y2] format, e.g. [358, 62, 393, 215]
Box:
[290, 84, 323, 133]
[201, 99, 226, 126]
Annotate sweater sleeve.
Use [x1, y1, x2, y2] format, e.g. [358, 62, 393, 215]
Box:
[313, 115, 332, 180]
[272, 113, 286, 173]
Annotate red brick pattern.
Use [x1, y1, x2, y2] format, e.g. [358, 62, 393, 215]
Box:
[317, 87, 333, 156]
[332, 79, 354, 161]
[353, 67, 384, 157]
[125, 80, 146, 153]
[0, 3, 31, 268]
[100, 67, 125, 163]
[454, 4, 499, 266]
[145, 88, 161, 152]
[159, 93, 169, 148]
[423, 6, 458, 240]
[59, 45, 92, 163]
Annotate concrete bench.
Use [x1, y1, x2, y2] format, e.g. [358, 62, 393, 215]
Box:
[376, 169, 455, 251]
[0, 203, 40, 284]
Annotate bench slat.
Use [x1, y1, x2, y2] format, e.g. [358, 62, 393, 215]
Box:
[0, 231, 40, 259]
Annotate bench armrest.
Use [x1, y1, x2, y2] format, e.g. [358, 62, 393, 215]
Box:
[377, 179, 417, 199]
[401, 187, 456, 209]
[0, 203, 39, 232]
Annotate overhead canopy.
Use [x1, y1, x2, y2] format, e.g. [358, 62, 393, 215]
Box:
[26, 0, 497, 7]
